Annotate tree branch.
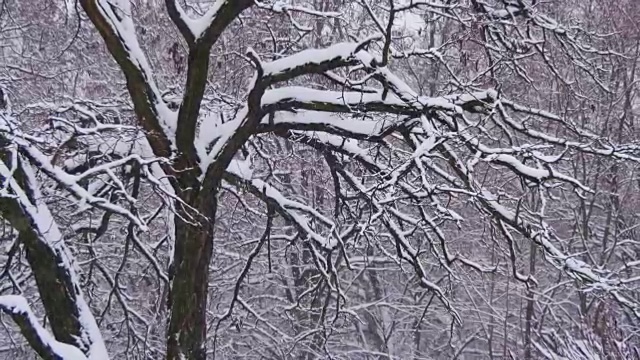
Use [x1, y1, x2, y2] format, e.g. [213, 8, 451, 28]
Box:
[0, 295, 88, 360]
[79, 0, 174, 158]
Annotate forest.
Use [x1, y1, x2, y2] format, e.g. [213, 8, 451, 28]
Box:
[0, 0, 638, 359]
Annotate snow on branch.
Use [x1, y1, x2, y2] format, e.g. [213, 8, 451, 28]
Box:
[433, 112, 593, 192]
[0, 295, 88, 360]
[255, 0, 342, 32]
[0, 152, 109, 358]
[96, 0, 175, 135]
[331, 158, 461, 322]
[498, 101, 640, 163]
[0, 109, 156, 230]
[256, 0, 342, 18]
[166, 0, 253, 45]
[261, 36, 380, 82]
[196, 36, 499, 188]
[261, 86, 496, 116]
[80, 0, 176, 157]
[20, 143, 150, 230]
[167, 0, 226, 41]
[202, 31, 640, 319]
[259, 110, 403, 140]
[268, 97, 640, 317]
[429, 137, 640, 316]
[291, 130, 493, 275]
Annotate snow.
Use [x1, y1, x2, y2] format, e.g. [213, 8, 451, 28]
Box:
[173, 0, 226, 40]
[261, 86, 405, 109]
[256, 0, 341, 18]
[0, 295, 88, 360]
[194, 42, 500, 184]
[394, 10, 425, 37]
[0, 112, 114, 358]
[226, 157, 253, 179]
[270, 110, 396, 138]
[484, 153, 550, 179]
[304, 131, 362, 155]
[262, 41, 362, 78]
[412, 133, 438, 158]
[436, 110, 591, 191]
[198, 106, 249, 180]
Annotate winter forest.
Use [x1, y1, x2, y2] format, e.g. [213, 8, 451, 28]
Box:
[0, 0, 638, 359]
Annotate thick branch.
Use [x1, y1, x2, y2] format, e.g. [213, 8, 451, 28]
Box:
[0, 295, 88, 360]
[80, 0, 173, 158]
[0, 152, 107, 357]
[164, 0, 195, 43]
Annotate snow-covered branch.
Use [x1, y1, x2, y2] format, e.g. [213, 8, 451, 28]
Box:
[0, 145, 108, 358]
[0, 295, 88, 360]
[80, 0, 176, 158]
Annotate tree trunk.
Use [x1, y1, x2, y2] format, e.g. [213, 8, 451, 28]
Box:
[523, 243, 537, 360]
[166, 187, 218, 360]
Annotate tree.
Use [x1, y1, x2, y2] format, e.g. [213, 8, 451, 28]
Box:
[0, 0, 638, 359]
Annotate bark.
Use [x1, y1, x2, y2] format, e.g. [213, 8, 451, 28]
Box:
[166, 194, 217, 360]
[523, 242, 537, 359]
